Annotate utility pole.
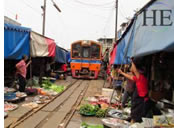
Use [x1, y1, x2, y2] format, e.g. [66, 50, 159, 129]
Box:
[41, 0, 61, 36]
[42, 0, 46, 36]
[115, 0, 118, 43]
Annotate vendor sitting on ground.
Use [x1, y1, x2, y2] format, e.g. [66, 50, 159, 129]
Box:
[16, 55, 31, 92]
[117, 61, 150, 123]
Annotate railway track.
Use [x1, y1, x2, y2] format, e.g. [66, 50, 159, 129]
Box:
[12, 80, 89, 128]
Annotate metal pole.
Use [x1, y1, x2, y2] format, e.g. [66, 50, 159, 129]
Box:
[115, 0, 118, 43]
[42, 0, 46, 35]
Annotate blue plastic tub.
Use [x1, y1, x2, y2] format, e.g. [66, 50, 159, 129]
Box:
[4, 92, 16, 100]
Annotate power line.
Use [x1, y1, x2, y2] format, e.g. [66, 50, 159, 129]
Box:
[118, 7, 126, 19]
[60, 0, 114, 19]
[119, 0, 129, 17]
[101, 8, 115, 37]
[72, 0, 115, 9]
[73, 0, 115, 7]
[5, 8, 16, 16]
[21, 0, 42, 15]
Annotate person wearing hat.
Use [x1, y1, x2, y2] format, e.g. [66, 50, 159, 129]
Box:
[118, 61, 149, 123]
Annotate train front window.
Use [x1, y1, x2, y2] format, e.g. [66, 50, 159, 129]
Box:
[72, 44, 81, 58]
[91, 44, 100, 59]
[82, 47, 90, 58]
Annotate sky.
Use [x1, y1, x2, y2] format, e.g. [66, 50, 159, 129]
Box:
[4, 0, 150, 49]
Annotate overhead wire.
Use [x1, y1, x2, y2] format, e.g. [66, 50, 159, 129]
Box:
[119, 0, 129, 17]
[118, 7, 127, 19]
[5, 8, 17, 16]
[72, 0, 115, 10]
[101, 8, 115, 37]
[60, 0, 114, 19]
[21, 0, 42, 15]
[73, 0, 115, 7]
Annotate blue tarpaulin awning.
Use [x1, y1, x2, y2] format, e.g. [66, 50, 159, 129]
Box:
[55, 45, 67, 64]
[4, 23, 31, 59]
[66, 51, 71, 63]
[116, 0, 174, 59]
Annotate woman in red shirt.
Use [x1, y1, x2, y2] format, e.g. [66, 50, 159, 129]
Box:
[16, 55, 31, 92]
[118, 61, 149, 123]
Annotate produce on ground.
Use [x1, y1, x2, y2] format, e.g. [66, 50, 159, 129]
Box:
[101, 118, 130, 128]
[96, 109, 107, 118]
[16, 92, 27, 97]
[81, 122, 104, 128]
[22, 102, 38, 109]
[41, 79, 65, 93]
[33, 95, 52, 104]
[41, 80, 52, 90]
[79, 104, 100, 115]
[50, 85, 64, 93]
[4, 103, 18, 112]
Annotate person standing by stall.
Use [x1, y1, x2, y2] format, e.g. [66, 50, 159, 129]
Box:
[121, 71, 135, 108]
[118, 61, 149, 123]
[111, 65, 124, 98]
[102, 48, 109, 71]
[16, 55, 31, 92]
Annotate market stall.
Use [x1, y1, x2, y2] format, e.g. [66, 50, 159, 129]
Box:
[109, 0, 174, 128]
[4, 23, 31, 86]
[30, 31, 56, 57]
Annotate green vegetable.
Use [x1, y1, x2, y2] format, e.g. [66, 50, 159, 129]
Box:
[96, 109, 107, 118]
[41, 79, 65, 93]
[127, 100, 131, 107]
[79, 104, 99, 115]
[41, 79, 52, 89]
[81, 122, 104, 128]
[50, 85, 64, 93]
